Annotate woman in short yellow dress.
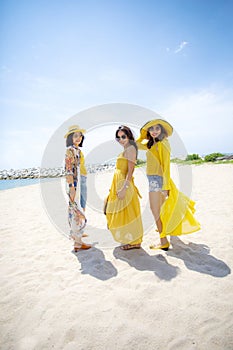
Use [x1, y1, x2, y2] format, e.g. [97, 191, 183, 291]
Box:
[137, 119, 200, 251]
[105, 125, 143, 250]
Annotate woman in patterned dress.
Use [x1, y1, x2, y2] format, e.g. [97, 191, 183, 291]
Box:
[64, 125, 92, 251]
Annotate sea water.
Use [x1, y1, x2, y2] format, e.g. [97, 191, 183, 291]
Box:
[0, 178, 58, 191]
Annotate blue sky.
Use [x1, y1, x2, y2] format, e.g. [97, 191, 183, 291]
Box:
[1, 0, 233, 169]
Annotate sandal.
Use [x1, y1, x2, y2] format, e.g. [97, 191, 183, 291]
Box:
[74, 243, 92, 252]
[149, 242, 170, 251]
[120, 244, 141, 250]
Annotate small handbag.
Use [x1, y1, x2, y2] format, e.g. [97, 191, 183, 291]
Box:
[103, 195, 109, 215]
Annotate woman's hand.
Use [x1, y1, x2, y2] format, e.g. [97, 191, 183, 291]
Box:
[69, 187, 76, 202]
[162, 190, 169, 198]
[117, 187, 127, 200]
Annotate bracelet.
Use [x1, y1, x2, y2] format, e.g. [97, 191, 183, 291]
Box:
[69, 183, 74, 188]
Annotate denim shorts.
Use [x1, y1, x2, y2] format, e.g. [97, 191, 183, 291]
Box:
[147, 175, 163, 192]
[80, 175, 87, 209]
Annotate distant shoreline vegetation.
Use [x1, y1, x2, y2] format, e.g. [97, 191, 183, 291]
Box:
[0, 153, 232, 180]
[137, 152, 233, 167]
[171, 152, 233, 165]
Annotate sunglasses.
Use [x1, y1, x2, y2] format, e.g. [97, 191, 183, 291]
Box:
[73, 133, 83, 138]
[116, 134, 127, 141]
[148, 126, 161, 132]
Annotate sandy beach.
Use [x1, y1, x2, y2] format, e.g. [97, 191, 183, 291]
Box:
[0, 164, 233, 350]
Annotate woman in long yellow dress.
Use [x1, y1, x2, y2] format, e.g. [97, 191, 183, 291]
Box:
[105, 125, 144, 250]
[137, 119, 200, 251]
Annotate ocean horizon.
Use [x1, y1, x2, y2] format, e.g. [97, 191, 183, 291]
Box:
[0, 178, 58, 191]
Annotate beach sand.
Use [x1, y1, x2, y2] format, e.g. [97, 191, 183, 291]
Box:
[0, 164, 232, 350]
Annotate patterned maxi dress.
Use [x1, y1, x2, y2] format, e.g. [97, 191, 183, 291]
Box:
[105, 152, 143, 245]
[65, 146, 86, 244]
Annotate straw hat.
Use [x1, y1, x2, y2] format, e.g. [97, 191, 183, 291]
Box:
[139, 119, 173, 139]
[64, 125, 86, 138]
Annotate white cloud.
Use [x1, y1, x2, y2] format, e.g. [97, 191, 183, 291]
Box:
[1, 94, 232, 170]
[159, 88, 233, 155]
[174, 41, 188, 54]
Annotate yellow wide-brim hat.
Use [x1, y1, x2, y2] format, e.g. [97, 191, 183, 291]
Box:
[139, 119, 173, 140]
[64, 125, 86, 138]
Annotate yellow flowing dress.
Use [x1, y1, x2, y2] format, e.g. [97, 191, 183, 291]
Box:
[158, 140, 201, 237]
[106, 152, 143, 245]
[137, 138, 201, 238]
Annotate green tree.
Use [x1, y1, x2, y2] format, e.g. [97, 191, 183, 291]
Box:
[136, 159, 146, 166]
[185, 154, 201, 161]
[204, 153, 224, 162]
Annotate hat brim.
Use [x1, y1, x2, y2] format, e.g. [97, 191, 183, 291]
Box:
[64, 128, 86, 138]
[139, 119, 173, 139]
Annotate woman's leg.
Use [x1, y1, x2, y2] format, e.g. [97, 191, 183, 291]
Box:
[69, 202, 91, 250]
[80, 176, 88, 236]
[80, 175, 87, 211]
[149, 191, 169, 246]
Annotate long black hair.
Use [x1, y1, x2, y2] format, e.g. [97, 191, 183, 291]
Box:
[146, 124, 167, 149]
[66, 132, 85, 147]
[116, 125, 138, 157]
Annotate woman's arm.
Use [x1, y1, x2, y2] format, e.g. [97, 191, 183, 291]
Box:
[160, 139, 171, 192]
[117, 146, 136, 199]
[124, 145, 136, 184]
[80, 150, 87, 176]
[136, 137, 148, 150]
[65, 148, 76, 202]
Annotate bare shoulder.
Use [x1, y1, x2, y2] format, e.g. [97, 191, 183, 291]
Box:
[125, 144, 136, 155]
[124, 145, 137, 162]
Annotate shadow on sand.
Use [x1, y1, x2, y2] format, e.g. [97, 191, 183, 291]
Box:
[113, 246, 180, 281]
[168, 236, 231, 278]
[73, 246, 118, 280]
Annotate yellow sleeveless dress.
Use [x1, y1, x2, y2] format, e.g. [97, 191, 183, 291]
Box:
[106, 153, 143, 245]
